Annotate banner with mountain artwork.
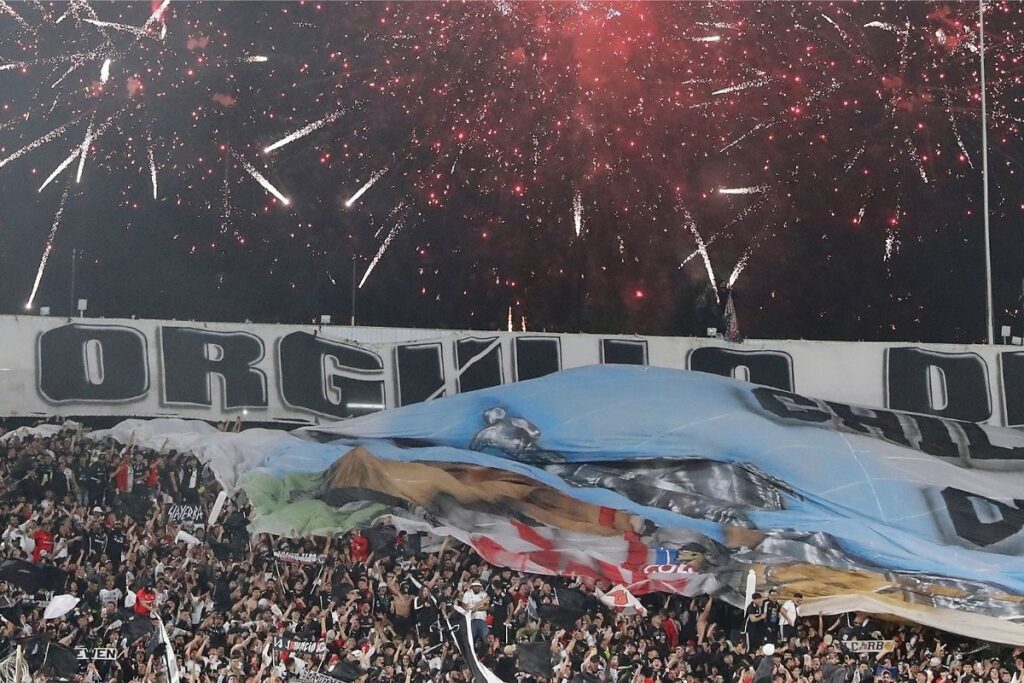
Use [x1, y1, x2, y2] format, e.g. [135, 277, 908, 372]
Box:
[104, 366, 1024, 644]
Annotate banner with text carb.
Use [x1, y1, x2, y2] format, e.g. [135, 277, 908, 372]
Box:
[843, 640, 895, 654]
[1, 314, 1024, 427]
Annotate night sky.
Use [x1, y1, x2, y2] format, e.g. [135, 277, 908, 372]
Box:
[0, 1, 1022, 343]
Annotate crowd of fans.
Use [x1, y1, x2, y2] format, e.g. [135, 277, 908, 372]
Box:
[0, 422, 1021, 683]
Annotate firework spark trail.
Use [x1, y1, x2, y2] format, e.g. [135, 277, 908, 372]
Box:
[75, 116, 95, 183]
[712, 76, 771, 96]
[83, 18, 151, 38]
[683, 209, 719, 301]
[38, 149, 81, 193]
[727, 219, 783, 288]
[450, 143, 465, 174]
[573, 187, 583, 237]
[728, 249, 752, 289]
[263, 110, 344, 154]
[359, 203, 408, 288]
[864, 21, 904, 33]
[844, 146, 864, 173]
[907, 137, 929, 184]
[0, 0, 33, 33]
[722, 191, 771, 231]
[0, 51, 104, 71]
[884, 229, 898, 261]
[241, 55, 269, 63]
[680, 191, 772, 267]
[148, 143, 158, 199]
[100, 58, 112, 83]
[51, 60, 84, 88]
[821, 13, 854, 46]
[142, 0, 170, 32]
[26, 182, 71, 309]
[234, 153, 290, 205]
[38, 113, 116, 191]
[64, 0, 113, 43]
[80, 0, 168, 41]
[897, 20, 911, 73]
[948, 101, 974, 169]
[344, 168, 387, 208]
[0, 113, 26, 133]
[885, 203, 901, 262]
[720, 80, 840, 153]
[720, 122, 768, 153]
[694, 35, 721, 42]
[220, 165, 232, 234]
[697, 21, 736, 30]
[718, 185, 767, 195]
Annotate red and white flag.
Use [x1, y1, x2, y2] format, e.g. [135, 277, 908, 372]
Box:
[598, 584, 647, 616]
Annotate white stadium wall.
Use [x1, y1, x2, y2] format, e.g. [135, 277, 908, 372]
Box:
[1, 314, 1020, 426]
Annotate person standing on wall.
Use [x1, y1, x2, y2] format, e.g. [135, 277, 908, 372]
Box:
[780, 593, 803, 642]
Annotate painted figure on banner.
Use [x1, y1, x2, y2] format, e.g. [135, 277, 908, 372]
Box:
[469, 407, 563, 463]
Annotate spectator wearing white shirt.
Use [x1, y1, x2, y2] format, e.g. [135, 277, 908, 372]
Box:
[461, 579, 490, 646]
[98, 575, 122, 606]
[780, 592, 802, 641]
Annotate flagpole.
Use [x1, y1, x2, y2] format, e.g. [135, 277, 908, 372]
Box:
[980, 0, 994, 344]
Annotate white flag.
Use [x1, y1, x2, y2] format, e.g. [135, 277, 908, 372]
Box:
[208, 490, 228, 526]
[174, 530, 202, 546]
[156, 615, 181, 683]
[598, 584, 647, 617]
[42, 594, 79, 620]
[744, 569, 757, 610]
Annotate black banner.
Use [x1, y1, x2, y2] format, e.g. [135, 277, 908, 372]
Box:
[274, 551, 326, 566]
[273, 634, 326, 656]
[291, 672, 340, 683]
[167, 504, 204, 524]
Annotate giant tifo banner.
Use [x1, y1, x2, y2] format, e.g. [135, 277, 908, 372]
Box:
[87, 366, 1024, 645]
[2, 314, 1024, 427]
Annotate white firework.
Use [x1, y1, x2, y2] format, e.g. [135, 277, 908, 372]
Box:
[344, 168, 387, 208]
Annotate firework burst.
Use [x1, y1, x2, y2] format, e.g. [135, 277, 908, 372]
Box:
[0, 1, 1021, 339]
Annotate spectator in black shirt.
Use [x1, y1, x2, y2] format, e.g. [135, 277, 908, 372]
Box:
[765, 588, 782, 644]
[745, 592, 768, 651]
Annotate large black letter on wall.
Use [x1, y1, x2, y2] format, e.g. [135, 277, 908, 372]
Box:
[38, 324, 148, 402]
[886, 347, 990, 422]
[939, 488, 1024, 548]
[279, 332, 385, 418]
[160, 327, 267, 409]
[601, 339, 648, 365]
[688, 348, 794, 391]
[395, 342, 445, 407]
[455, 337, 503, 393]
[1000, 351, 1024, 427]
[514, 337, 561, 381]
